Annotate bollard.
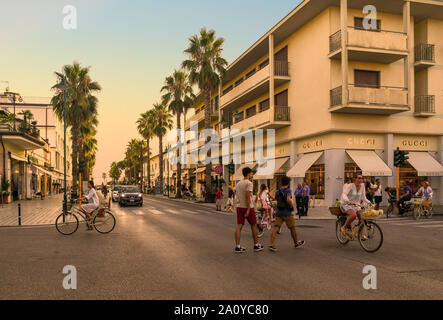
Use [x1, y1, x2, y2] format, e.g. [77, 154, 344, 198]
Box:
[18, 203, 21, 226]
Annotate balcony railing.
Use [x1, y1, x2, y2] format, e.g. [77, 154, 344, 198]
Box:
[274, 61, 289, 77]
[329, 30, 342, 53]
[415, 95, 435, 114]
[415, 43, 435, 63]
[330, 86, 343, 107]
[330, 85, 408, 107]
[274, 105, 290, 121]
[0, 121, 40, 138]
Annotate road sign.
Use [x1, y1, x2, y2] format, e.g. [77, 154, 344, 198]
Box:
[214, 165, 223, 175]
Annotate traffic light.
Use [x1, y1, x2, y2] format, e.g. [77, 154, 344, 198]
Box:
[394, 148, 409, 167]
[228, 162, 235, 175]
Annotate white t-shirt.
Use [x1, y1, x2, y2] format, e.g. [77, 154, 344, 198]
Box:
[235, 179, 253, 208]
[372, 183, 382, 197]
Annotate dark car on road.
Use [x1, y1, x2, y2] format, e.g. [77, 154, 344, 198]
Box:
[119, 186, 143, 207]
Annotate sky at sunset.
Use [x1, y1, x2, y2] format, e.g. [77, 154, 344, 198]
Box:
[0, 0, 302, 183]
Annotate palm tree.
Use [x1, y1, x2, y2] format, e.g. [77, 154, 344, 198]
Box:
[136, 110, 155, 190]
[150, 103, 173, 193]
[125, 139, 145, 186]
[161, 70, 195, 198]
[51, 62, 101, 193]
[182, 27, 228, 202]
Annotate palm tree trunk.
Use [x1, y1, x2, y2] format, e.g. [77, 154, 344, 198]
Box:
[147, 139, 151, 190]
[159, 136, 164, 193]
[176, 112, 182, 198]
[140, 151, 143, 191]
[71, 125, 79, 194]
[204, 90, 212, 202]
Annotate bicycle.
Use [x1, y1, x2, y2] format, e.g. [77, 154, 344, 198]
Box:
[330, 204, 383, 253]
[256, 209, 272, 238]
[55, 198, 116, 235]
[412, 198, 433, 220]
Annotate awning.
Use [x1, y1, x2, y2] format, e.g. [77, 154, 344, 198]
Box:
[10, 153, 28, 162]
[287, 152, 323, 178]
[194, 167, 206, 174]
[31, 164, 54, 177]
[346, 150, 392, 177]
[233, 163, 257, 181]
[408, 152, 443, 177]
[254, 157, 290, 180]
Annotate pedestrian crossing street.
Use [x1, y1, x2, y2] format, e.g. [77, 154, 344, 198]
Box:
[110, 203, 226, 217]
[377, 216, 443, 230]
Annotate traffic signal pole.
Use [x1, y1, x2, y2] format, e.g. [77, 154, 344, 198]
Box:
[396, 166, 400, 202]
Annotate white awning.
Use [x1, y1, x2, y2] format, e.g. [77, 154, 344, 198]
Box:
[10, 153, 27, 162]
[233, 163, 257, 181]
[194, 167, 206, 174]
[346, 150, 392, 177]
[254, 157, 290, 180]
[287, 152, 323, 178]
[408, 152, 443, 177]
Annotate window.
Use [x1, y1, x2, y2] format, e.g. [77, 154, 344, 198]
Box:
[259, 59, 269, 69]
[305, 164, 325, 199]
[235, 78, 244, 87]
[223, 85, 233, 95]
[245, 68, 256, 79]
[354, 70, 380, 88]
[400, 165, 427, 194]
[234, 111, 244, 123]
[344, 163, 362, 182]
[274, 90, 288, 106]
[259, 98, 270, 112]
[246, 105, 257, 118]
[214, 96, 219, 111]
[354, 17, 381, 31]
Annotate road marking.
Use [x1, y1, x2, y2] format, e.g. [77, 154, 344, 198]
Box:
[166, 209, 179, 215]
[135, 210, 145, 216]
[391, 220, 443, 226]
[150, 209, 164, 215]
[417, 223, 443, 228]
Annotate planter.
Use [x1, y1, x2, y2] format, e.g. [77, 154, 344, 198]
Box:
[1, 195, 9, 204]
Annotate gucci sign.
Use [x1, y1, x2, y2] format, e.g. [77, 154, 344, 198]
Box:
[402, 139, 428, 147]
[347, 137, 376, 146]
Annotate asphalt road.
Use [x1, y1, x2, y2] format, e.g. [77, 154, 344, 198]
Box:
[1, 195, 442, 300]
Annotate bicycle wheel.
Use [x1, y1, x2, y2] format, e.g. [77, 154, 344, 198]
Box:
[55, 212, 79, 235]
[413, 206, 421, 220]
[425, 206, 433, 219]
[93, 210, 116, 234]
[336, 220, 349, 245]
[358, 221, 383, 253]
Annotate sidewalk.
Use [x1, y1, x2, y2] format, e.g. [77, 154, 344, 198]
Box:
[0, 193, 63, 227]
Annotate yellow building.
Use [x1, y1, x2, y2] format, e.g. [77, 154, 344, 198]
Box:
[184, 0, 443, 207]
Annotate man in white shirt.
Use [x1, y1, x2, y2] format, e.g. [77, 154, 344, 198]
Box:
[371, 179, 382, 210]
[234, 167, 263, 253]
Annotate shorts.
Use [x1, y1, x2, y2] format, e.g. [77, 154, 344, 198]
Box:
[216, 199, 222, 206]
[236, 207, 257, 225]
[374, 196, 382, 204]
[274, 215, 296, 229]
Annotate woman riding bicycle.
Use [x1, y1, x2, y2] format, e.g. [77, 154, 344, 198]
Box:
[80, 180, 100, 220]
[415, 181, 433, 211]
[340, 174, 372, 237]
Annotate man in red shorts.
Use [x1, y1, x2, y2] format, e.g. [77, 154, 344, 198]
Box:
[234, 166, 263, 253]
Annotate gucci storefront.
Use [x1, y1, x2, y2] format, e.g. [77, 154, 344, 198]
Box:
[287, 133, 443, 207]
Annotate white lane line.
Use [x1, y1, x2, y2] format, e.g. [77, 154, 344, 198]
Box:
[391, 220, 443, 226]
[417, 223, 443, 228]
[150, 209, 164, 215]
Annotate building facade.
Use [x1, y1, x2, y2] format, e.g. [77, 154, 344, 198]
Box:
[178, 0, 443, 206]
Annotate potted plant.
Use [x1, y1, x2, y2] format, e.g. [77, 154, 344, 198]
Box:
[1, 180, 10, 203]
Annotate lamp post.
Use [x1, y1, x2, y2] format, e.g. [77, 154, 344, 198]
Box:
[58, 77, 69, 217]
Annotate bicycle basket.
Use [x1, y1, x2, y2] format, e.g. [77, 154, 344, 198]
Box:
[362, 209, 383, 220]
[329, 207, 342, 216]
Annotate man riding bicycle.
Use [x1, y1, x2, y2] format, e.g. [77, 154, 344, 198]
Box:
[398, 182, 412, 214]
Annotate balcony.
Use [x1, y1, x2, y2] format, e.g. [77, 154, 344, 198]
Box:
[414, 95, 435, 117]
[184, 109, 218, 130]
[230, 105, 291, 131]
[0, 121, 45, 149]
[220, 61, 290, 110]
[414, 44, 436, 71]
[329, 85, 409, 115]
[329, 27, 408, 64]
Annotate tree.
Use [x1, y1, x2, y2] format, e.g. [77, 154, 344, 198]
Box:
[124, 139, 145, 186]
[150, 103, 173, 192]
[182, 27, 227, 202]
[136, 110, 154, 190]
[161, 70, 195, 198]
[51, 62, 101, 193]
[102, 172, 107, 184]
[109, 162, 121, 184]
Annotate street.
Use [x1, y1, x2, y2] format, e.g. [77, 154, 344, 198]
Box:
[1, 195, 443, 300]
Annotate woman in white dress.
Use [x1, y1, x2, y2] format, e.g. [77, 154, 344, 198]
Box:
[340, 174, 372, 237]
[81, 181, 100, 219]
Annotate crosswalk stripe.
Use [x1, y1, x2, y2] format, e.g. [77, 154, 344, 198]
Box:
[391, 220, 443, 226]
[166, 209, 180, 215]
[150, 209, 164, 215]
[135, 210, 145, 216]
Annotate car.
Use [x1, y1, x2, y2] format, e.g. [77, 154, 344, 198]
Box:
[112, 185, 123, 202]
[118, 186, 143, 207]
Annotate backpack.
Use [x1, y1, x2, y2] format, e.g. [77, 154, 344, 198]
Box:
[276, 188, 293, 212]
